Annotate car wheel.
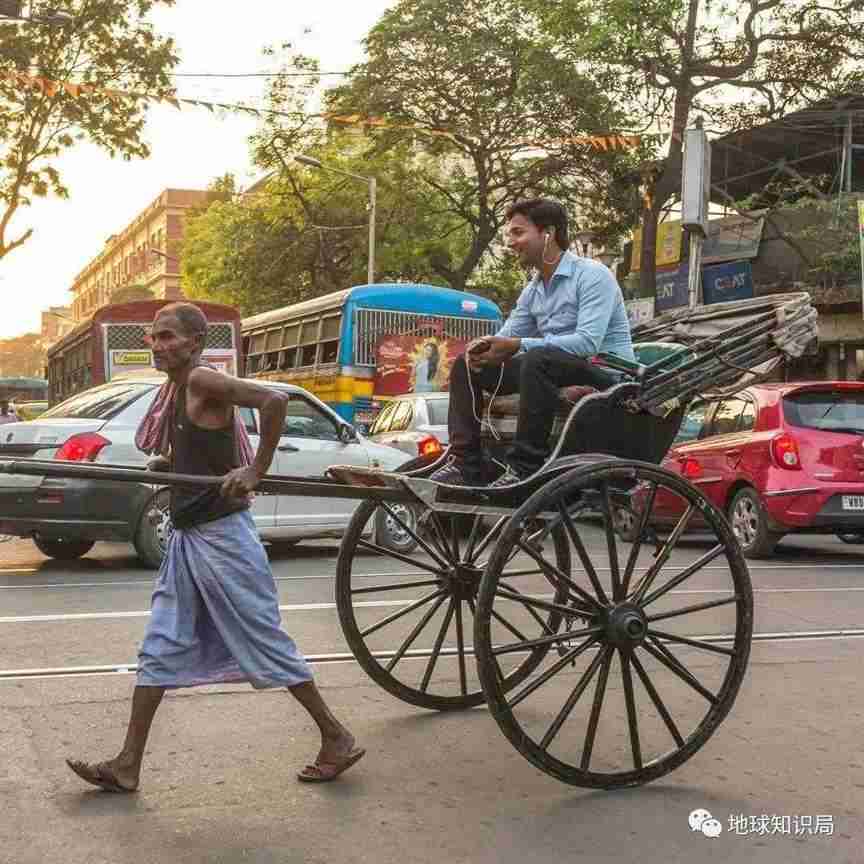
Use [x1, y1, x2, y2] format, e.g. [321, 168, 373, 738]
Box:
[375, 501, 420, 554]
[728, 487, 782, 558]
[835, 531, 864, 545]
[134, 490, 173, 569]
[612, 505, 640, 542]
[33, 536, 94, 560]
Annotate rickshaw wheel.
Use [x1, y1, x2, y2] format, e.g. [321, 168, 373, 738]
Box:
[337, 497, 572, 711]
[474, 460, 753, 788]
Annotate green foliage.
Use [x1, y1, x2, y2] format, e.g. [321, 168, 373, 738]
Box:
[526, 0, 864, 291]
[0, 0, 179, 260]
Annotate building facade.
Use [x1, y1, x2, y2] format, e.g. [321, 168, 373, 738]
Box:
[69, 188, 212, 321]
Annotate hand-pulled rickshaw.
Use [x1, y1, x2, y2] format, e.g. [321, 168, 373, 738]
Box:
[0, 292, 816, 789]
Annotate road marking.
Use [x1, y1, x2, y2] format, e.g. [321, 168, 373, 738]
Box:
[3, 583, 864, 625]
[1, 628, 863, 682]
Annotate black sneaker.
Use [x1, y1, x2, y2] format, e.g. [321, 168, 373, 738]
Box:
[429, 457, 471, 486]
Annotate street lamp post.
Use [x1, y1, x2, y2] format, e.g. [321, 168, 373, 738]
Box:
[295, 155, 377, 285]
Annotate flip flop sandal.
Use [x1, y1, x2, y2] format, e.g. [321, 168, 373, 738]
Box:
[297, 748, 366, 783]
[66, 759, 138, 794]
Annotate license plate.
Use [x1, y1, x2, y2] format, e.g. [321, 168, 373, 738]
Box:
[842, 495, 864, 511]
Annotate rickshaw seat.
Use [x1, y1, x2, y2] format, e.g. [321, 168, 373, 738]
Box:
[479, 386, 597, 441]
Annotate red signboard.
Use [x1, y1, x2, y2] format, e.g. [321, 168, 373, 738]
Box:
[374, 334, 467, 396]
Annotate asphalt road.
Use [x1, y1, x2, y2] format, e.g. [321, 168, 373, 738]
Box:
[0, 527, 862, 864]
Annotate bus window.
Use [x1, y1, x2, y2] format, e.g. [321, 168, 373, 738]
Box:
[320, 341, 338, 364]
[300, 344, 318, 366]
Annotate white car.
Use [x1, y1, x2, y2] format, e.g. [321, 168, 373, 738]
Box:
[0, 376, 414, 567]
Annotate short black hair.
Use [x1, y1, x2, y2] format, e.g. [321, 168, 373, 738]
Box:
[157, 302, 208, 339]
[505, 198, 569, 249]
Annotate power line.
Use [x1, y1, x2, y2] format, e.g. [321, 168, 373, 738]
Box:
[169, 71, 352, 78]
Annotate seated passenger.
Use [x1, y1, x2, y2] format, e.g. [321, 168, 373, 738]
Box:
[431, 197, 635, 486]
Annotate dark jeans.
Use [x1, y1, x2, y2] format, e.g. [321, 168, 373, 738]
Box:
[447, 347, 616, 477]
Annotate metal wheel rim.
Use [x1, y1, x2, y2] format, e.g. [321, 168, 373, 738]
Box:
[154, 503, 173, 553]
[731, 496, 758, 548]
[380, 503, 417, 550]
[475, 460, 754, 789]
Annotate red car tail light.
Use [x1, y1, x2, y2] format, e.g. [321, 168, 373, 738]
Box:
[679, 456, 703, 479]
[418, 435, 443, 458]
[54, 432, 111, 462]
[771, 433, 801, 470]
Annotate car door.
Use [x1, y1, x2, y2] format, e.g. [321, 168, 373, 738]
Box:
[237, 406, 276, 531]
[681, 397, 755, 509]
[655, 400, 718, 520]
[273, 392, 371, 530]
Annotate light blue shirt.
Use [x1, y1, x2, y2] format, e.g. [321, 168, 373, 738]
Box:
[498, 251, 635, 361]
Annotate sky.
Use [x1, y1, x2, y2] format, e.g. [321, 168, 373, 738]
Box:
[0, 0, 395, 339]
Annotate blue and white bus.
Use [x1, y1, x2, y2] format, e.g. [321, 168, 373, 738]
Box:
[242, 283, 502, 427]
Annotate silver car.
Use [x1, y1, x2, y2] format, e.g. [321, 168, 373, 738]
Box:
[0, 376, 415, 567]
[366, 392, 449, 458]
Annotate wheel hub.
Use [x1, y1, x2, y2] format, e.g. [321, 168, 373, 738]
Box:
[602, 602, 648, 647]
[447, 563, 483, 599]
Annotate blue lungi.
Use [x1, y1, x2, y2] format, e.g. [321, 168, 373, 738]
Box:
[137, 509, 313, 690]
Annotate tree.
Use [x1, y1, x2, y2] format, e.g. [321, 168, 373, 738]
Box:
[182, 139, 473, 315]
[529, 0, 864, 295]
[256, 0, 639, 291]
[0, 0, 178, 261]
[0, 331, 42, 377]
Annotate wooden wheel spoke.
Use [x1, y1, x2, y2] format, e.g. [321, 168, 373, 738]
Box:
[351, 578, 443, 595]
[621, 482, 658, 597]
[379, 502, 452, 568]
[463, 515, 484, 564]
[489, 607, 529, 642]
[496, 585, 589, 620]
[558, 503, 609, 606]
[468, 516, 507, 564]
[507, 636, 599, 709]
[497, 581, 559, 635]
[630, 505, 695, 604]
[385, 595, 448, 672]
[619, 649, 643, 770]
[356, 538, 446, 577]
[360, 589, 448, 638]
[650, 628, 736, 657]
[515, 538, 603, 613]
[645, 594, 739, 623]
[599, 481, 622, 601]
[454, 598, 468, 696]
[580, 646, 614, 770]
[420, 597, 455, 693]
[641, 637, 718, 704]
[639, 544, 726, 608]
[492, 626, 602, 657]
[541, 645, 610, 752]
[630, 649, 685, 748]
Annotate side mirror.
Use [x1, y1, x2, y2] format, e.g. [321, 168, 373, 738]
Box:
[339, 423, 358, 444]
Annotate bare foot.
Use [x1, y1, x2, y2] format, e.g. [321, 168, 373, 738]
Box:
[66, 758, 139, 793]
[298, 730, 365, 783]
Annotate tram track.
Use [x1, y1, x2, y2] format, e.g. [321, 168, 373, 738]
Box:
[1, 627, 863, 682]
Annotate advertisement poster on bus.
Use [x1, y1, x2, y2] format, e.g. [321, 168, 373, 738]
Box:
[374, 335, 467, 396]
[107, 349, 237, 379]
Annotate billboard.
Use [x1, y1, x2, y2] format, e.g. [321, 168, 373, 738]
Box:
[107, 349, 237, 379]
[374, 335, 466, 396]
[702, 213, 764, 264]
[702, 260, 754, 305]
[654, 265, 690, 312]
[630, 220, 683, 270]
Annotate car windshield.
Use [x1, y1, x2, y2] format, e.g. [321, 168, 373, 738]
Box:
[783, 391, 864, 435]
[426, 398, 449, 426]
[40, 382, 155, 421]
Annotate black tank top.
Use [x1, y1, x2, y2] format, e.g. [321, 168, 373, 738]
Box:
[170, 386, 249, 529]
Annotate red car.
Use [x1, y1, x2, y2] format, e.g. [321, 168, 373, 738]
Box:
[627, 381, 864, 558]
